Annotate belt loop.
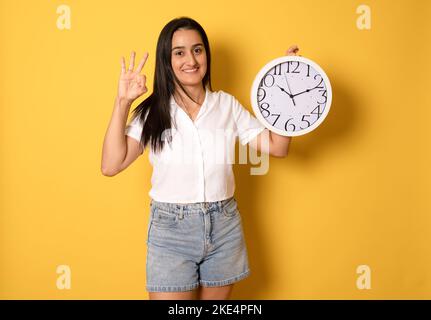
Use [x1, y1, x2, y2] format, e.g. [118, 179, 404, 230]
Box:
[179, 205, 184, 220]
[201, 202, 209, 214]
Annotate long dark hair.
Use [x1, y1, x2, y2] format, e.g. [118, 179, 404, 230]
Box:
[129, 17, 213, 153]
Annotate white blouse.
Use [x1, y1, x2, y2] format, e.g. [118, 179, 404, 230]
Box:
[125, 89, 266, 203]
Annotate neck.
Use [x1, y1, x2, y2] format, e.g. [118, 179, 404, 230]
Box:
[174, 84, 206, 107]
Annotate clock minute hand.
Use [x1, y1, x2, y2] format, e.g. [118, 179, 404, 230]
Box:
[292, 86, 319, 98]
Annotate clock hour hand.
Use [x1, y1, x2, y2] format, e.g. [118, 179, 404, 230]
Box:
[276, 85, 296, 106]
[276, 84, 291, 97]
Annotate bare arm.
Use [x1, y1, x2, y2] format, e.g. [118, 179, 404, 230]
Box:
[249, 129, 292, 158]
[101, 97, 142, 176]
[101, 51, 149, 176]
[269, 131, 292, 157]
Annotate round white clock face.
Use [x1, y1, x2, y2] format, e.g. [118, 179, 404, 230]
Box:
[251, 56, 332, 136]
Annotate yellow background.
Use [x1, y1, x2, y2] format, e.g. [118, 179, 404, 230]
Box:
[1, 0, 430, 299]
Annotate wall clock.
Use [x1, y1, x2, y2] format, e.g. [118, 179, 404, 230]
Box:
[251, 55, 332, 136]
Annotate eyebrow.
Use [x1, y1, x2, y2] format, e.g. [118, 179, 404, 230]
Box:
[171, 43, 204, 51]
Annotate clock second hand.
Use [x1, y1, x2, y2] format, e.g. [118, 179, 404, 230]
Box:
[284, 74, 296, 106]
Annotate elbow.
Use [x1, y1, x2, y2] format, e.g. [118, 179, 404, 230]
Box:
[271, 152, 288, 158]
[268, 135, 291, 158]
[101, 166, 119, 177]
[270, 148, 289, 158]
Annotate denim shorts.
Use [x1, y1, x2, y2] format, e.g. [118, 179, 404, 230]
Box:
[146, 196, 251, 292]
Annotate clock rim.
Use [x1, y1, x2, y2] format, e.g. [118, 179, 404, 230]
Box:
[250, 55, 332, 137]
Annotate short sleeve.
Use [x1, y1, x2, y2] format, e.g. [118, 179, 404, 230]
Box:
[125, 113, 146, 145]
[231, 96, 266, 146]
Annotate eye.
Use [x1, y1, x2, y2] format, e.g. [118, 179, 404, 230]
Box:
[194, 47, 203, 54]
[174, 51, 183, 56]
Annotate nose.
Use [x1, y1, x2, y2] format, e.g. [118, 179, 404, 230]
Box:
[186, 51, 198, 66]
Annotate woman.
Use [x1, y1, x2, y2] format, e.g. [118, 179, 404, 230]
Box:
[101, 17, 296, 300]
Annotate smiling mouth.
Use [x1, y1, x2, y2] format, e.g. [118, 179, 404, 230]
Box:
[182, 67, 199, 73]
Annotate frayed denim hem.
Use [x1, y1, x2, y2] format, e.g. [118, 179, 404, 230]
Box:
[199, 269, 251, 287]
[146, 282, 200, 293]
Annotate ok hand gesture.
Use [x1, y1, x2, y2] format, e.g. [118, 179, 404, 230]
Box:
[117, 51, 149, 103]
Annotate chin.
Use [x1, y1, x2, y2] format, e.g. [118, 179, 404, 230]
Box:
[177, 78, 205, 87]
[175, 71, 206, 86]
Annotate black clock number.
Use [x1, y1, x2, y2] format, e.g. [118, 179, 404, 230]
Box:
[306, 64, 310, 77]
[300, 115, 311, 129]
[284, 118, 296, 131]
[260, 102, 271, 118]
[270, 113, 281, 126]
[317, 89, 327, 104]
[314, 74, 324, 89]
[284, 115, 314, 132]
[287, 61, 300, 74]
[311, 105, 323, 118]
[260, 103, 280, 126]
[257, 87, 266, 102]
[272, 64, 282, 75]
[260, 74, 275, 87]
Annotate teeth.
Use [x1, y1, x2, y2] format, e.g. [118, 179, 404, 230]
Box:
[183, 68, 198, 72]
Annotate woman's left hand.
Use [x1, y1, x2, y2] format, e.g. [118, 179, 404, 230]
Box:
[286, 45, 300, 56]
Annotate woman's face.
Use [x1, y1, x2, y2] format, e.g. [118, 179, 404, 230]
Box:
[171, 29, 207, 90]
